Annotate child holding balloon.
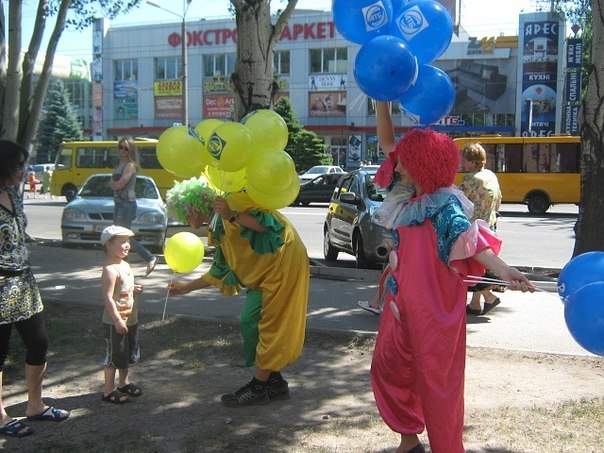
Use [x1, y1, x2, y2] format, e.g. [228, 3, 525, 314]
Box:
[99, 225, 144, 404]
[368, 117, 535, 452]
[166, 178, 309, 407]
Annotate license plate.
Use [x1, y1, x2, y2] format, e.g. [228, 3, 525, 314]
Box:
[94, 224, 110, 233]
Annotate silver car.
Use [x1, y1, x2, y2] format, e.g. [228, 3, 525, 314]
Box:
[61, 173, 167, 251]
[323, 169, 392, 268]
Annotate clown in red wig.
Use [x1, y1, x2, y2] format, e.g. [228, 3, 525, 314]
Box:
[369, 103, 535, 453]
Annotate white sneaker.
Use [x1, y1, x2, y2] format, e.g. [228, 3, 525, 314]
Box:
[357, 300, 380, 315]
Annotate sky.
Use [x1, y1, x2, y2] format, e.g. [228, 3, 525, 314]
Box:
[12, 0, 543, 61]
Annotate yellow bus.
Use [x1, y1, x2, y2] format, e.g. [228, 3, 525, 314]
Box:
[50, 140, 183, 200]
[454, 135, 580, 214]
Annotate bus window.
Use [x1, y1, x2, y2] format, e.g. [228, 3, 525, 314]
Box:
[503, 143, 522, 172]
[556, 143, 580, 173]
[139, 146, 162, 169]
[76, 147, 115, 168]
[57, 148, 72, 169]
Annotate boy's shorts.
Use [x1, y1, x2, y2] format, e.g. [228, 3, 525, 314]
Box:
[103, 323, 140, 369]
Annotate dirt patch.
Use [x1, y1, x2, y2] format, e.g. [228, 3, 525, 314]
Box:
[1, 302, 603, 452]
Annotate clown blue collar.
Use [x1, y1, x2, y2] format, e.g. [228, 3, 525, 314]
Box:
[396, 186, 474, 226]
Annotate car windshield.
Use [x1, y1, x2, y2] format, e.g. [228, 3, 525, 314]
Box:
[306, 166, 330, 174]
[79, 175, 160, 200]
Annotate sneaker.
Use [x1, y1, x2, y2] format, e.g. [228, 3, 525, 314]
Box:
[221, 381, 270, 407]
[267, 376, 290, 401]
[357, 300, 380, 315]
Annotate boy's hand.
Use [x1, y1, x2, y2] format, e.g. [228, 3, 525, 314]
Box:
[115, 319, 128, 334]
[134, 284, 143, 294]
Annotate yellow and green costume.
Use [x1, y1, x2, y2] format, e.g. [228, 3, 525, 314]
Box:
[202, 192, 309, 370]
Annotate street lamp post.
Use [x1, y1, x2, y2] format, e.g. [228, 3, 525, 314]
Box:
[147, 0, 192, 126]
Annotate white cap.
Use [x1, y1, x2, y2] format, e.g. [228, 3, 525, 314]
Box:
[100, 225, 135, 245]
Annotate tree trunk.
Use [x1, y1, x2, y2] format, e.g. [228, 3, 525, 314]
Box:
[2, 0, 24, 142]
[574, 0, 604, 255]
[230, 0, 297, 121]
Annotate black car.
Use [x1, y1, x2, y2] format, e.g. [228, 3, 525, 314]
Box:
[323, 169, 392, 268]
[293, 173, 342, 206]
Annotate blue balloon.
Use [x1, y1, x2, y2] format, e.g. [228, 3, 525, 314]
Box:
[564, 282, 604, 356]
[391, 0, 409, 13]
[333, 0, 394, 45]
[558, 251, 604, 302]
[389, 0, 453, 64]
[398, 64, 455, 124]
[354, 35, 418, 101]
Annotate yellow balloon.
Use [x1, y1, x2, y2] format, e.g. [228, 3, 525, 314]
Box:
[205, 165, 247, 193]
[164, 232, 205, 273]
[157, 126, 206, 178]
[247, 176, 300, 210]
[246, 150, 296, 193]
[206, 122, 252, 172]
[241, 109, 289, 153]
[195, 119, 223, 143]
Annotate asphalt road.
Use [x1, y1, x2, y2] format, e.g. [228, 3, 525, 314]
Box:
[24, 197, 577, 270]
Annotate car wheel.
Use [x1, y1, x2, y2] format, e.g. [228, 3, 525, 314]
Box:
[323, 228, 339, 261]
[355, 234, 369, 269]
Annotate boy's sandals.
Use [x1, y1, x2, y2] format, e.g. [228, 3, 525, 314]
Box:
[118, 383, 143, 397]
[102, 390, 129, 404]
[0, 419, 33, 437]
[482, 297, 501, 315]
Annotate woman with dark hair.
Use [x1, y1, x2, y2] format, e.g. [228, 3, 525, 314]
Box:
[109, 137, 157, 276]
[0, 141, 70, 438]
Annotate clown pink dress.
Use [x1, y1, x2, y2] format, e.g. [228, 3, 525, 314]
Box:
[370, 187, 501, 453]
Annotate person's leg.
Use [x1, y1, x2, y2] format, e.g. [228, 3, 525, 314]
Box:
[467, 291, 482, 311]
[12, 313, 51, 417]
[0, 324, 13, 424]
[240, 290, 262, 367]
[103, 324, 129, 402]
[114, 200, 156, 267]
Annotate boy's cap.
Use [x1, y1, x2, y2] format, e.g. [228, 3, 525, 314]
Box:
[100, 225, 135, 245]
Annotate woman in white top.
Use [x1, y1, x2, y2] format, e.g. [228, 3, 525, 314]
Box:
[109, 137, 157, 276]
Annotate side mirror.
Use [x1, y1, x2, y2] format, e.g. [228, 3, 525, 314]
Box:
[65, 190, 76, 202]
[340, 192, 358, 203]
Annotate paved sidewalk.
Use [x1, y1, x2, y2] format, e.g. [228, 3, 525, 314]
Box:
[28, 241, 593, 358]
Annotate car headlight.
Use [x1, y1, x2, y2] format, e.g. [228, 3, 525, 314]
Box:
[62, 208, 86, 221]
[138, 212, 165, 224]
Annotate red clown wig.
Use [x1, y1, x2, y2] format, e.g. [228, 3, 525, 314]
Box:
[393, 129, 460, 194]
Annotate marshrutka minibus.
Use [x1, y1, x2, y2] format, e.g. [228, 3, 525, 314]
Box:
[50, 139, 183, 199]
[453, 135, 580, 214]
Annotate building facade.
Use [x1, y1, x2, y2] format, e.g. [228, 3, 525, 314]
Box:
[92, 10, 573, 168]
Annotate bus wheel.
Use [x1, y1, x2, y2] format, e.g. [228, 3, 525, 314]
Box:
[62, 184, 77, 202]
[527, 194, 550, 215]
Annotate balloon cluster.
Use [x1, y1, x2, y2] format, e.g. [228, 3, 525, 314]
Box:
[333, 0, 456, 125]
[557, 252, 604, 355]
[157, 109, 299, 211]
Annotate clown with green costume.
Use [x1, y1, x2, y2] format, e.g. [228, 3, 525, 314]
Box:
[167, 177, 309, 407]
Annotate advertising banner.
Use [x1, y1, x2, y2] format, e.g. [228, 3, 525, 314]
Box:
[113, 80, 138, 119]
[203, 94, 234, 118]
[519, 19, 561, 136]
[308, 91, 347, 117]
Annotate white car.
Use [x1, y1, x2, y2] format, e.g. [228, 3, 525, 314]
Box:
[61, 174, 167, 252]
[299, 165, 345, 182]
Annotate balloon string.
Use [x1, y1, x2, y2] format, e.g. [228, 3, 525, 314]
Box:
[162, 271, 175, 321]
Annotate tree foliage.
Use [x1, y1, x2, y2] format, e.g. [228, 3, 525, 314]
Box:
[0, 0, 141, 149]
[36, 79, 83, 162]
[274, 97, 331, 172]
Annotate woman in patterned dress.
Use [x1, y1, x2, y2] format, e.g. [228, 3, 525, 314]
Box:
[0, 141, 69, 438]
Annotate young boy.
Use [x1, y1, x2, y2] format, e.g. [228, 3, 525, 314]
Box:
[100, 225, 144, 404]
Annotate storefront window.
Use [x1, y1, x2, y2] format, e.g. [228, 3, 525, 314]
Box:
[310, 48, 347, 73]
